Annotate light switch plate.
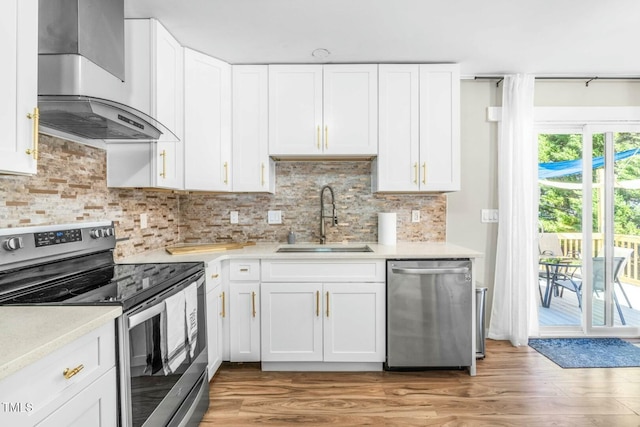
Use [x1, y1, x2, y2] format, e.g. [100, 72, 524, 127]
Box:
[267, 210, 282, 224]
[481, 209, 499, 223]
[230, 211, 239, 224]
[140, 213, 148, 229]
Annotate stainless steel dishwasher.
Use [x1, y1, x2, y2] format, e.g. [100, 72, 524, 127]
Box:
[386, 259, 473, 370]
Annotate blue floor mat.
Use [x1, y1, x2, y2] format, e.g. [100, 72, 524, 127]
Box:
[529, 338, 640, 368]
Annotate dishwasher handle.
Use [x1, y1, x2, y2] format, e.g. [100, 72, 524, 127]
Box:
[391, 267, 469, 275]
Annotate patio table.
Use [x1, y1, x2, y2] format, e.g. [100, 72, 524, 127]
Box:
[539, 257, 581, 308]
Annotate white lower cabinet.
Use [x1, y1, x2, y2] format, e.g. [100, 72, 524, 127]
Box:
[260, 260, 385, 370]
[205, 260, 223, 380]
[229, 259, 261, 362]
[0, 322, 117, 427]
[229, 282, 261, 362]
[261, 282, 385, 363]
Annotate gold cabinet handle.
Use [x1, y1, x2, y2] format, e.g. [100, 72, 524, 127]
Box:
[25, 107, 39, 160]
[159, 149, 167, 178]
[220, 291, 226, 318]
[63, 364, 84, 380]
[223, 162, 229, 184]
[251, 291, 256, 317]
[261, 163, 265, 187]
[316, 290, 320, 317]
[413, 163, 418, 185]
[422, 162, 426, 185]
[211, 273, 219, 279]
[324, 125, 328, 149]
[326, 291, 330, 317]
[317, 125, 321, 150]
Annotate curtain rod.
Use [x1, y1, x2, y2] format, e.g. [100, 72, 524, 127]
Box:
[473, 76, 640, 88]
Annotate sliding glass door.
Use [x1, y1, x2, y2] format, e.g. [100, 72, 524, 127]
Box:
[537, 127, 640, 335]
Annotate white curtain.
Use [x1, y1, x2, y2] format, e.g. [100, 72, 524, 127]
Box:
[488, 74, 539, 346]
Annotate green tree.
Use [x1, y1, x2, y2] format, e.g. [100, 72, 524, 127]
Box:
[538, 133, 640, 235]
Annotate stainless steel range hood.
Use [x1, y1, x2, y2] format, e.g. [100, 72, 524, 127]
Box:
[38, 0, 175, 142]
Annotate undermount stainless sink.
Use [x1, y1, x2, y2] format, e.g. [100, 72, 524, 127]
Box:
[276, 245, 373, 253]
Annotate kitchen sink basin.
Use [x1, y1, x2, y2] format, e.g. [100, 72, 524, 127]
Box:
[276, 244, 373, 253]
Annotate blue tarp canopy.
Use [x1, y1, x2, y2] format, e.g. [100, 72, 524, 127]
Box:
[539, 149, 640, 179]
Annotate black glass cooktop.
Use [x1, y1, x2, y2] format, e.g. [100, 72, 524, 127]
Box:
[0, 251, 203, 310]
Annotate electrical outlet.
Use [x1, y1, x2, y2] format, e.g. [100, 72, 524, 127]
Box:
[267, 210, 282, 224]
[411, 210, 420, 223]
[481, 209, 499, 223]
[230, 211, 239, 224]
[140, 213, 148, 229]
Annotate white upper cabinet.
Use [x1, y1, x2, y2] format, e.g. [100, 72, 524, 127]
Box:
[107, 19, 184, 189]
[184, 49, 232, 191]
[375, 64, 460, 192]
[268, 64, 377, 157]
[0, 0, 38, 175]
[232, 65, 274, 193]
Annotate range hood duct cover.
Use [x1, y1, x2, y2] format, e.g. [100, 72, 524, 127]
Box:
[37, 0, 176, 142]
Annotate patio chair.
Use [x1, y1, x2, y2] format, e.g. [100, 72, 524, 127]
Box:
[538, 233, 581, 301]
[552, 257, 626, 325]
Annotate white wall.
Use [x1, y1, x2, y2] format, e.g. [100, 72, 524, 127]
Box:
[447, 79, 640, 330]
[447, 80, 500, 322]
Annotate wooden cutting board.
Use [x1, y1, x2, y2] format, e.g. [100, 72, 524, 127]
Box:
[165, 241, 256, 255]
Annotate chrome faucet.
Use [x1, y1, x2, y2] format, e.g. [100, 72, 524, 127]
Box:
[319, 185, 338, 244]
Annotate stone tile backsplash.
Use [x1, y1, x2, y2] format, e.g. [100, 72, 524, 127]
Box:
[1, 136, 445, 259]
[180, 162, 446, 244]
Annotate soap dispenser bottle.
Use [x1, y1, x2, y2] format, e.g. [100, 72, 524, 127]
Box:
[287, 230, 296, 244]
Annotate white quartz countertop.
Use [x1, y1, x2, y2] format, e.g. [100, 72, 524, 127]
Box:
[0, 305, 122, 381]
[121, 241, 483, 264]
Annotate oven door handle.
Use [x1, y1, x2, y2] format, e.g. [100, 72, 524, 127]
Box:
[127, 274, 204, 330]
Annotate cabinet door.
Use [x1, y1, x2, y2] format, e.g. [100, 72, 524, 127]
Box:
[268, 65, 323, 156]
[323, 283, 385, 362]
[184, 48, 232, 191]
[323, 65, 378, 155]
[419, 64, 460, 191]
[107, 19, 183, 189]
[232, 65, 274, 192]
[376, 65, 420, 191]
[153, 21, 184, 189]
[229, 282, 260, 362]
[206, 282, 223, 380]
[0, 0, 38, 175]
[261, 283, 323, 362]
[37, 368, 117, 427]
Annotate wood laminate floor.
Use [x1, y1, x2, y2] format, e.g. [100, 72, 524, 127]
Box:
[200, 340, 640, 426]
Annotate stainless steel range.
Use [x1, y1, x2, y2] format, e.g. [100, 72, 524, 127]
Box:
[0, 221, 209, 427]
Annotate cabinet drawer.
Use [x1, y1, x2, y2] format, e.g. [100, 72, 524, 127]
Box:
[261, 260, 385, 282]
[0, 322, 116, 426]
[229, 259, 260, 281]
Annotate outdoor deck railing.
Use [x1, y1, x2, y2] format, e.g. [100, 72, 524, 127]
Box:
[556, 232, 640, 285]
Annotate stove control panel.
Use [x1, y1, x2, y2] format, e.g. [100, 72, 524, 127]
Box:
[35, 228, 83, 247]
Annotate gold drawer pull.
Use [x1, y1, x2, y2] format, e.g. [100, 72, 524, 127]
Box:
[316, 290, 320, 317]
[63, 364, 84, 380]
[413, 163, 418, 185]
[211, 273, 219, 279]
[422, 162, 426, 185]
[317, 125, 321, 149]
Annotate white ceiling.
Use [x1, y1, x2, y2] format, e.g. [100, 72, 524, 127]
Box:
[124, 0, 640, 77]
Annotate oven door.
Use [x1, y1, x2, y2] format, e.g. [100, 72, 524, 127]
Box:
[119, 271, 208, 427]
